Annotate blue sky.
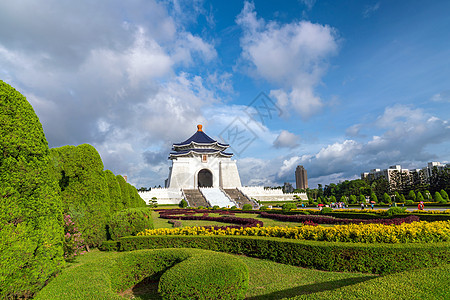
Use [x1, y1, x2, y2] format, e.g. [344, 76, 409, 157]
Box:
[1, 0, 449, 188]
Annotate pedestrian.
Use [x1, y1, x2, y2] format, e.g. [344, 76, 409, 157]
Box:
[371, 203, 374, 210]
[360, 202, 364, 210]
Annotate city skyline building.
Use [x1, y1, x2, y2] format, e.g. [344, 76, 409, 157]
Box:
[295, 165, 308, 190]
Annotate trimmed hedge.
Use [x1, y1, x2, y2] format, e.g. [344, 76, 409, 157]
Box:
[0, 81, 64, 298]
[35, 248, 249, 299]
[260, 212, 420, 225]
[108, 208, 154, 240]
[158, 252, 249, 300]
[111, 235, 450, 275]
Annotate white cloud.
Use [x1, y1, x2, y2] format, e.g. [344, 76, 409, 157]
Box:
[273, 130, 300, 148]
[271, 104, 450, 186]
[430, 90, 450, 102]
[237, 2, 339, 119]
[363, 2, 380, 18]
[300, 0, 317, 10]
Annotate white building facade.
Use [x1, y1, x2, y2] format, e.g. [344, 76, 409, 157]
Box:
[166, 124, 242, 189]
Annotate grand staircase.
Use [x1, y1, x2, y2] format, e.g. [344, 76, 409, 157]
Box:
[183, 189, 209, 207]
[200, 188, 235, 208]
[223, 188, 257, 209]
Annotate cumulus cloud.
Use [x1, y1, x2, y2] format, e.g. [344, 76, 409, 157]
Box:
[236, 1, 339, 119]
[273, 130, 300, 148]
[0, 0, 222, 188]
[273, 104, 450, 186]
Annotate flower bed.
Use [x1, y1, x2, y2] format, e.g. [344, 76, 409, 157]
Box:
[138, 221, 450, 243]
[259, 212, 419, 225]
[157, 210, 263, 229]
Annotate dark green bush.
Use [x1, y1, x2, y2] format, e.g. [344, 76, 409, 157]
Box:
[179, 199, 188, 208]
[51, 144, 111, 246]
[104, 169, 123, 212]
[259, 205, 268, 211]
[385, 207, 407, 217]
[320, 207, 333, 214]
[282, 202, 297, 212]
[117, 175, 131, 207]
[108, 208, 154, 240]
[242, 204, 253, 210]
[0, 81, 64, 298]
[115, 235, 450, 275]
[212, 205, 220, 210]
[158, 252, 249, 300]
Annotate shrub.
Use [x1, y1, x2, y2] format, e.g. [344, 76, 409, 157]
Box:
[383, 193, 391, 204]
[104, 169, 123, 212]
[320, 207, 333, 214]
[63, 214, 85, 261]
[51, 144, 111, 246]
[385, 207, 407, 217]
[108, 208, 154, 240]
[405, 200, 414, 205]
[282, 203, 296, 212]
[158, 253, 249, 300]
[179, 199, 188, 208]
[212, 205, 220, 210]
[242, 204, 253, 210]
[0, 81, 64, 298]
[441, 190, 449, 202]
[259, 205, 268, 211]
[435, 192, 445, 203]
[116, 235, 450, 275]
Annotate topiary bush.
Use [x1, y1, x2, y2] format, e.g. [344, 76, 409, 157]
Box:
[104, 169, 123, 212]
[158, 252, 249, 300]
[51, 144, 111, 247]
[179, 199, 188, 208]
[282, 203, 297, 212]
[0, 80, 64, 298]
[384, 207, 407, 217]
[108, 207, 154, 240]
[320, 207, 333, 214]
[242, 203, 253, 210]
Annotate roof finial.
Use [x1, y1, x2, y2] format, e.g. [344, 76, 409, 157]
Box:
[197, 124, 203, 132]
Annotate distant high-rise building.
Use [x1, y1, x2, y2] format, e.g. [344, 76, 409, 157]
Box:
[295, 165, 308, 190]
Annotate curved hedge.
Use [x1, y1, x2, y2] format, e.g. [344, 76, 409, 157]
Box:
[108, 235, 450, 275]
[0, 80, 64, 298]
[158, 253, 248, 300]
[35, 248, 249, 300]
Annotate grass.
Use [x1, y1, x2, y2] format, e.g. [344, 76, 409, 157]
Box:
[35, 249, 450, 299]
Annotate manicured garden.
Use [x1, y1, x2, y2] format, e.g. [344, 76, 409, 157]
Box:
[37, 206, 447, 299]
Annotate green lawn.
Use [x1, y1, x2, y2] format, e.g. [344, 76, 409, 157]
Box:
[35, 249, 449, 299]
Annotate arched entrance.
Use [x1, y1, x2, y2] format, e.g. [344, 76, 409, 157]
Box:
[198, 169, 213, 187]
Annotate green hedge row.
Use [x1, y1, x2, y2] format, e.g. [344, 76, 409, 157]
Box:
[35, 248, 249, 300]
[103, 235, 450, 275]
[51, 144, 147, 247]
